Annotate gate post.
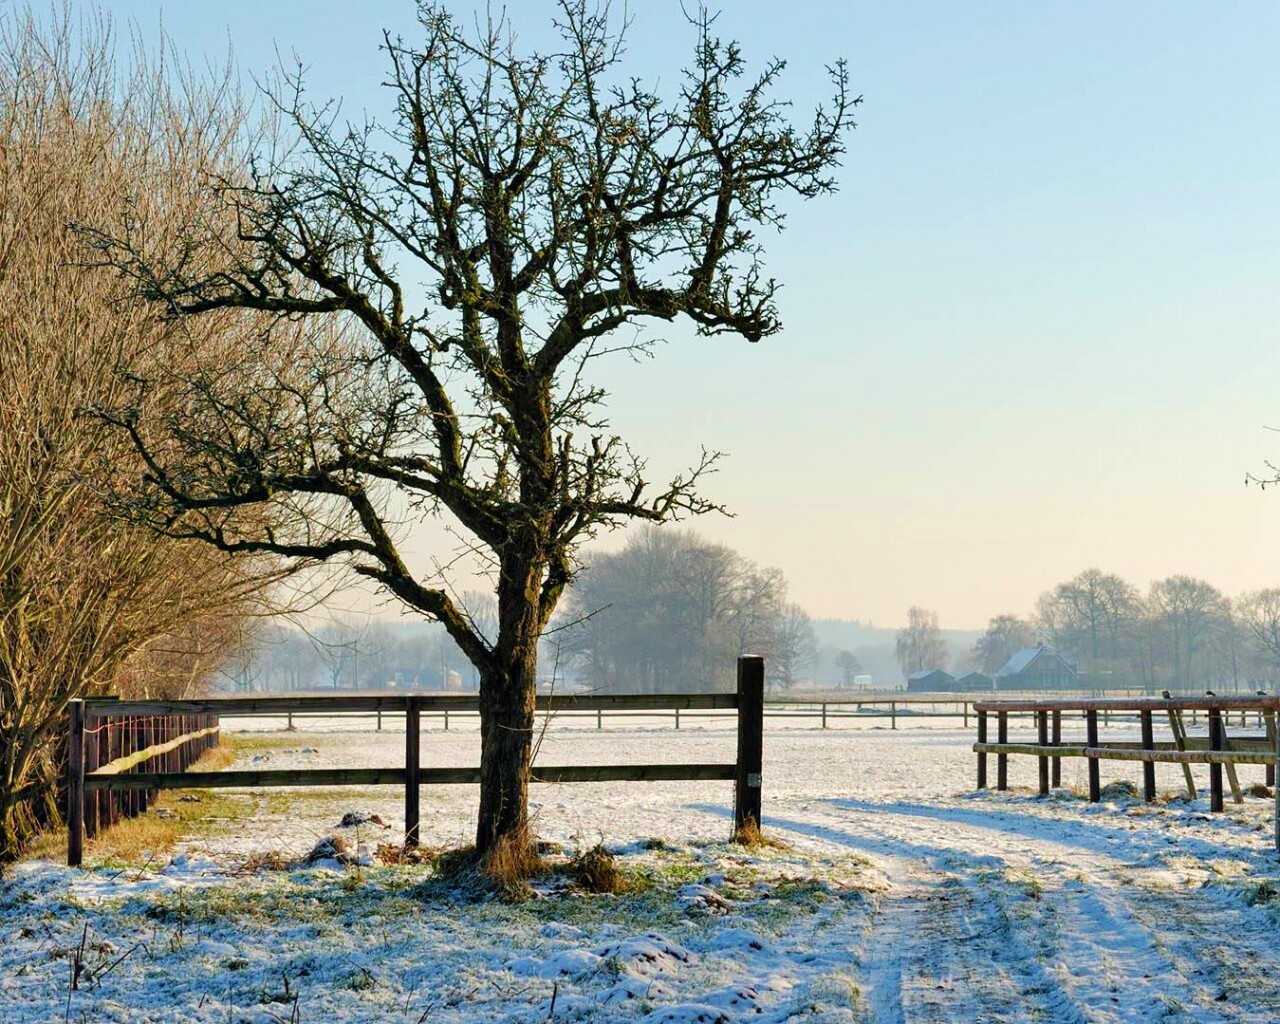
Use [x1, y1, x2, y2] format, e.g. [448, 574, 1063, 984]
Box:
[733, 656, 764, 835]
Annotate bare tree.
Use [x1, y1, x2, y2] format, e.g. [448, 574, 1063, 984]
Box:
[1035, 569, 1138, 681]
[834, 650, 863, 687]
[770, 602, 817, 691]
[971, 614, 1036, 675]
[895, 607, 947, 679]
[1147, 576, 1231, 691]
[86, 3, 856, 860]
[1236, 589, 1280, 679]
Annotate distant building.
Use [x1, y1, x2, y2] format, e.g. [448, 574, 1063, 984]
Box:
[906, 669, 955, 693]
[995, 646, 1076, 691]
[953, 671, 994, 692]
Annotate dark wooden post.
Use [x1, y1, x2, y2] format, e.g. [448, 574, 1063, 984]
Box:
[1086, 709, 1100, 802]
[1265, 710, 1277, 788]
[405, 696, 421, 847]
[67, 701, 85, 867]
[1209, 709, 1224, 813]
[976, 709, 988, 790]
[734, 656, 765, 834]
[997, 711, 1008, 791]
[1140, 709, 1156, 803]
[1037, 711, 1049, 796]
[1051, 710, 1062, 788]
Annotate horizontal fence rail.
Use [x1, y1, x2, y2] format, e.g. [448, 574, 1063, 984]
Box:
[66, 658, 766, 866]
[970, 695, 1280, 851]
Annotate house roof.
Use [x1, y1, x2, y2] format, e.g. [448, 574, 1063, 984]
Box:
[907, 669, 953, 681]
[996, 645, 1072, 677]
[954, 671, 992, 682]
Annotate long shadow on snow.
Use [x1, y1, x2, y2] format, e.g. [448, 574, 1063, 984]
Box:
[688, 795, 1274, 874]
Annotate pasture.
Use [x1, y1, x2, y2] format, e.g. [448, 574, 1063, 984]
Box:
[5, 711, 1280, 1022]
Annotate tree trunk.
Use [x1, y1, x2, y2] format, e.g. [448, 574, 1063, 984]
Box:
[475, 555, 543, 858]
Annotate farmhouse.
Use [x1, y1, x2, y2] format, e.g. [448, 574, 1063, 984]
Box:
[906, 668, 955, 692]
[995, 645, 1077, 690]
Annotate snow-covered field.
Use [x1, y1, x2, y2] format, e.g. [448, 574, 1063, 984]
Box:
[5, 715, 1280, 1022]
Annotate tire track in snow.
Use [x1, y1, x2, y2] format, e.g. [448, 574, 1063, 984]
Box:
[766, 801, 1247, 1023]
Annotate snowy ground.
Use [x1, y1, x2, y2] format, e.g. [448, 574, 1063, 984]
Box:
[5, 714, 1280, 1022]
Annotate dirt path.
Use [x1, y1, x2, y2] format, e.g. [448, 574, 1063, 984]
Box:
[768, 797, 1280, 1023]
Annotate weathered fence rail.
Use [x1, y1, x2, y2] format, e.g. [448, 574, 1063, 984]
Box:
[66, 657, 766, 866]
[65, 702, 220, 867]
[971, 695, 1280, 851]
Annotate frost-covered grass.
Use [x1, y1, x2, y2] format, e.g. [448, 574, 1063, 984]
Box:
[7, 719, 1280, 1022]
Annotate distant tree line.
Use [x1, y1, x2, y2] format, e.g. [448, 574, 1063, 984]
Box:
[558, 528, 817, 693]
[900, 569, 1280, 692]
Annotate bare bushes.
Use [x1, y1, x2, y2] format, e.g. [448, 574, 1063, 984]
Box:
[0, 7, 273, 861]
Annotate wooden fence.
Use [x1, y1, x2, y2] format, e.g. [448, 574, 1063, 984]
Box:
[66, 657, 765, 867]
[971, 695, 1280, 850]
[65, 702, 221, 867]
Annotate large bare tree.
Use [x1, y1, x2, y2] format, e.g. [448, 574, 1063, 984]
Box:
[88, 2, 856, 862]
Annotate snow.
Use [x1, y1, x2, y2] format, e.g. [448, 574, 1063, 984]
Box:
[4, 714, 1280, 1021]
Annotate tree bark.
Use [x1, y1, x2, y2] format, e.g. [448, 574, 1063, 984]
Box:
[475, 555, 542, 857]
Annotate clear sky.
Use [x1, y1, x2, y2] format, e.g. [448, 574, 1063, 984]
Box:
[109, 0, 1280, 629]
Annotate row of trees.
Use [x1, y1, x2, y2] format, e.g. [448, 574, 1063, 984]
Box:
[905, 569, 1280, 691]
[0, 13, 272, 860]
[558, 528, 817, 692]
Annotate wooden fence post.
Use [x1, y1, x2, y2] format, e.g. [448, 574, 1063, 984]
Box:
[891, 701, 897, 730]
[1034, 706, 1044, 793]
[67, 701, 85, 867]
[733, 656, 764, 834]
[1265, 710, 1277, 788]
[1274, 720, 1279, 854]
[997, 712, 1008, 791]
[976, 709, 987, 789]
[1140, 709, 1156, 802]
[405, 696, 421, 847]
[1086, 709, 1100, 802]
[1051, 710, 1062, 788]
[821, 702, 828, 730]
[1209, 708, 1224, 813]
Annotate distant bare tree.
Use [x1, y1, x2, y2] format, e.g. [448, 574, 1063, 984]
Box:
[1236, 589, 1280, 678]
[770, 602, 817, 690]
[834, 650, 863, 687]
[1035, 569, 1138, 680]
[895, 607, 947, 679]
[1147, 576, 1231, 690]
[971, 615, 1036, 675]
[87, 2, 856, 860]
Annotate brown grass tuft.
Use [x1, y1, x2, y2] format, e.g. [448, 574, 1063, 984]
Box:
[241, 850, 289, 872]
[1247, 782, 1273, 799]
[376, 842, 435, 866]
[568, 843, 626, 894]
[732, 816, 791, 850]
[481, 827, 544, 900]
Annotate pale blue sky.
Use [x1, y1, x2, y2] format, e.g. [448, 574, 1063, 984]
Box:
[109, 1, 1280, 627]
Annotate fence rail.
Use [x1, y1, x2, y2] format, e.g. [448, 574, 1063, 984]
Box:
[65, 704, 220, 867]
[970, 696, 1280, 851]
[67, 658, 766, 866]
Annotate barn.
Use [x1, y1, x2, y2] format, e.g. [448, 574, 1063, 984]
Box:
[906, 669, 955, 692]
[953, 670, 994, 692]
